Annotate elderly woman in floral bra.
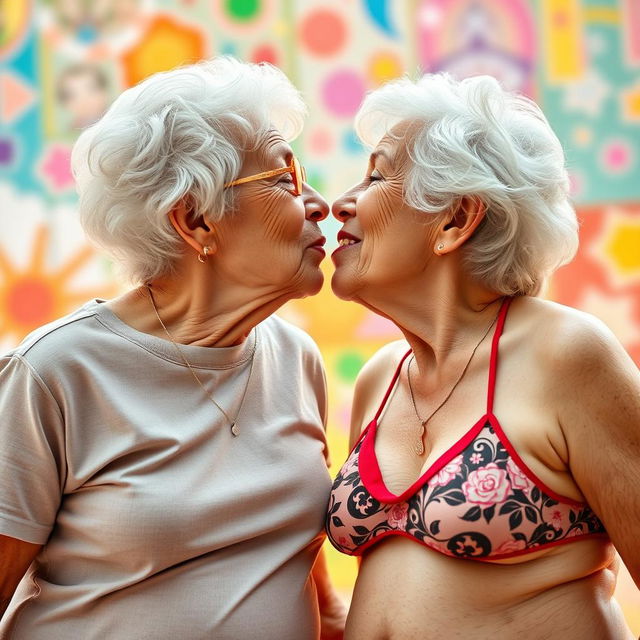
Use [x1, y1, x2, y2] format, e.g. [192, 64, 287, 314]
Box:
[326, 72, 640, 639]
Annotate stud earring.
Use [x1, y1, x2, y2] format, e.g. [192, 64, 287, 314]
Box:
[436, 243, 445, 252]
[197, 246, 211, 263]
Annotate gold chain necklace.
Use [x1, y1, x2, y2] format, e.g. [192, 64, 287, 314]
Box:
[406, 300, 503, 455]
[146, 285, 257, 437]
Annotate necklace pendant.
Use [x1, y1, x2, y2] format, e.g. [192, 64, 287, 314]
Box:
[231, 423, 239, 437]
[414, 422, 426, 455]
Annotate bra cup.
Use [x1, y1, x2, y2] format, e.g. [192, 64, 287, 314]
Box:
[326, 422, 606, 560]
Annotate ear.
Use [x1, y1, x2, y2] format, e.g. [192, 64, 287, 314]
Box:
[433, 196, 485, 255]
[168, 200, 218, 257]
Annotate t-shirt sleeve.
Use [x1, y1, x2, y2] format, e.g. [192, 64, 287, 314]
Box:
[0, 354, 65, 544]
[303, 339, 330, 465]
[318, 364, 331, 467]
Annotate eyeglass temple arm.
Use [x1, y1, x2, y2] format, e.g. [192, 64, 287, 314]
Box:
[224, 164, 294, 188]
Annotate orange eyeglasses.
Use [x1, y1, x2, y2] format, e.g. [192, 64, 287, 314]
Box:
[223, 156, 307, 196]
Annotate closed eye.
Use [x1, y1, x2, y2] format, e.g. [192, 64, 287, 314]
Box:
[279, 176, 295, 189]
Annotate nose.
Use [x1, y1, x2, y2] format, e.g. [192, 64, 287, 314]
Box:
[331, 189, 356, 222]
[303, 182, 329, 222]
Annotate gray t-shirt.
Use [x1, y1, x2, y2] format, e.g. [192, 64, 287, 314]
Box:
[0, 300, 332, 639]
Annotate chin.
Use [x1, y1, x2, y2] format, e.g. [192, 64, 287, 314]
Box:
[298, 268, 324, 298]
[330, 269, 356, 301]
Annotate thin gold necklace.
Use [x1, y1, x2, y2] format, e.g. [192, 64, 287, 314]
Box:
[406, 300, 503, 455]
[146, 285, 257, 437]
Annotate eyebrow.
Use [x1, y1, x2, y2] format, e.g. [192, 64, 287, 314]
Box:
[368, 149, 395, 176]
[273, 146, 293, 167]
[370, 149, 393, 167]
[256, 145, 290, 174]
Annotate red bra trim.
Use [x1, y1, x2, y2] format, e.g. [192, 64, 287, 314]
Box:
[353, 297, 511, 460]
[373, 350, 412, 422]
[368, 297, 511, 434]
[359, 412, 588, 507]
[342, 527, 609, 560]
[487, 297, 512, 414]
[357, 296, 587, 508]
[359, 412, 488, 504]
[346, 421, 371, 458]
[487, 414, 585, 507]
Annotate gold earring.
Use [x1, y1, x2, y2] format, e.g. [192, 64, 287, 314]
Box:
[197, 246, 210, 263]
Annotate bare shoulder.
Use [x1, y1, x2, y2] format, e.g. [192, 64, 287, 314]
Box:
[356, 340, 409, 389]
[348, 340, 409, 448]
[505, 296, 639, 442]
[516, 299, 640, 584]
[509, 296, 632, 375]
[535, 298, 640, 428]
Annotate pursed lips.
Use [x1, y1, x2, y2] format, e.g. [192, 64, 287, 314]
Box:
[306, 236, 327, 254]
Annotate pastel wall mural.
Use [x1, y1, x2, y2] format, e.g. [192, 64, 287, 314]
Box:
[1, 0, 638, 628]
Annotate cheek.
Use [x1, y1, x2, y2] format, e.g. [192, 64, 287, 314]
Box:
[359, 185, 402, 236]
[252, 189, 305, 244]
[356, 188, 402, 266]
[219, 191, 306, 275]
[359, 200, 431, 278]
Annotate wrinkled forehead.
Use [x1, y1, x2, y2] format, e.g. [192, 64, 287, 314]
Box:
[373, 120, 423, 168]
[243, 128, 292, 165]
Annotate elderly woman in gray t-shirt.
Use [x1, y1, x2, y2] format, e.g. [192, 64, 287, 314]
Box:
[0, 57, 345, 640]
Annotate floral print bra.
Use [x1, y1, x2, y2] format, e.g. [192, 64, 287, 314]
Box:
[326, 298, 607, 561]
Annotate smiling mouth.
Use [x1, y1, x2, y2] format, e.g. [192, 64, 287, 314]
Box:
[332, 231, 361, 262]
[336, 231, 361, 244]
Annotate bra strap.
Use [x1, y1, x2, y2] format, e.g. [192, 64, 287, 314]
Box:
[486, 297, 513, 415]
[374, 349, 413, 422]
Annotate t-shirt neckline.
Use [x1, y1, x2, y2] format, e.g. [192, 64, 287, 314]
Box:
[90, 299, 258, 370]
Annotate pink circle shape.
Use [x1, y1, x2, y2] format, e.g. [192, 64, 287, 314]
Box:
[337, 402, 352, 434]
[41, 144, 73, 191]
[567, 170, 583, 198]
[322, 70, 366, 118]
[602, 140, 632, 173]
[308, 126, 334, 155]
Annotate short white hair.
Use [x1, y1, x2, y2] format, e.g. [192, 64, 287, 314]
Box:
[71, 56, 306, 283]
[355, 73, 578, 296]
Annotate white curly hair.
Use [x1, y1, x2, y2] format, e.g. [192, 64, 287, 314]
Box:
[355, 73, 578, 296]
[71, 56, 306, 283]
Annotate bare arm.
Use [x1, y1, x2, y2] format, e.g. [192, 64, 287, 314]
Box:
[555, 315, 640, 587]
[0, 535, 41, 619]
[312, 547, 347, 639]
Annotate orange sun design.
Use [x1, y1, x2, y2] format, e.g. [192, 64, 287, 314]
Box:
[0, 225, 118, 345]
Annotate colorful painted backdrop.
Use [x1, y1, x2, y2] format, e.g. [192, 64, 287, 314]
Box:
[1, 0, 638, 628]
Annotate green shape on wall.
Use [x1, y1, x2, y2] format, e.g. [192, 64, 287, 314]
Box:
[225, 0, 261, 21]
[336, 351, 366, 382]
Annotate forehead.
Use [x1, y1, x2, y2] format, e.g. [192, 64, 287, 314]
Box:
[241, 129, 291, 169]
[373, 120, 423, 165]
[256, 129, 290, 158]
